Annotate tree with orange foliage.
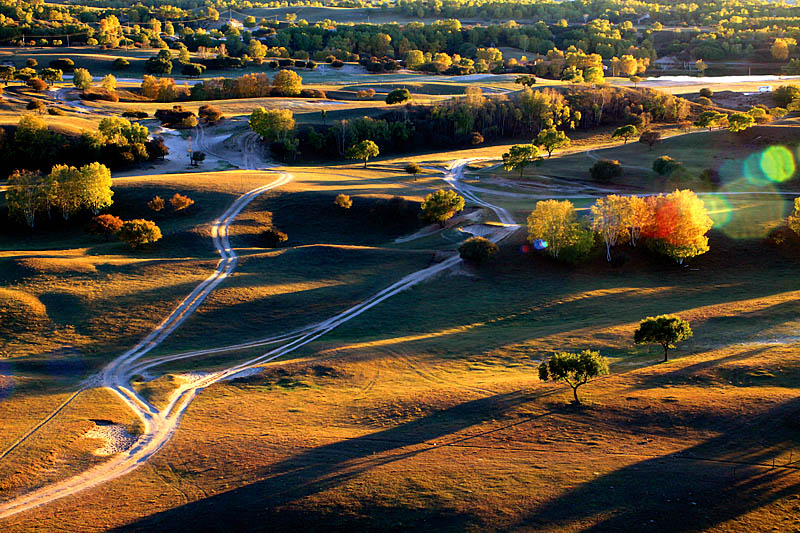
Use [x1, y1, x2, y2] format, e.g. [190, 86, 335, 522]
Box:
[643, 190, 712, 263]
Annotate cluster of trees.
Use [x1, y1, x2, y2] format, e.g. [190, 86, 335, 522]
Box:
[139, 70, 309, 102]
[0, 115, 168, 181]
[528, 190, 713, 264]
[5, 163, 113, 228]
[90, 215, 162, 248]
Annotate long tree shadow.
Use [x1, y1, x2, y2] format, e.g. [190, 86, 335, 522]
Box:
[116, 390, 550, 532]
[504, 396, 800, 532]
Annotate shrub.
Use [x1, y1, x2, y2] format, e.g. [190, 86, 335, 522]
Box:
[112, 58, 130, 70]
[458, 236, 499, 263]
[261, 228, 288, 247]
[177, 115, 198, 129]
[49, 58, 74, 72]
[198, 104, 223, 123]
[653, 156, 683, 176]
[117, 219, 162, 248]
[697, 96, 713, 107]
[89, 214, 123, 238]
[386, 88, 411, 104]
[47, 107, 66, 116]
[300, 88, 326, 98]
[148, 195, 165, 211]
[420, 189, 465, 225]
[169, 193, 194, 211]
[699, 168, 721, 188]
[699, 87, 713, 98]
[334, 194, 352, 209]
[589, 159, 622, 181]
[639, 130, 661, 150]
[774, 85, 800, 107]
[122, 109, 148, 119]
[27, 78, 47, 92]
[470, 131, 484, 145]
[26, 100, 46, 113]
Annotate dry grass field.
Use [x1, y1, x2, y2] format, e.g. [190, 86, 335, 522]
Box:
[2, 65, 800, 530]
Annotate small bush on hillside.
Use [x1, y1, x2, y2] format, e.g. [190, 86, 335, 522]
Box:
[198, 104, 223, 123]
[27, 78, 47, 92]
[169, 193, 194, 211]
[459, 236, 499, 263]
[112, 58, 131, 70]
[697, 96, 712, 107]
[699, 87, 713, 98]
[48, 107, 66, 116]
[653, 156, 683, 176]
[331, 59, 344, 68]
[117, 219, 162, 248]
[405, 162, 422, 179]
[26, 100, 46, 114]
[699, 168, 721, 188]
[148, 196, 165, 211]
[590, 159, 622, 181]
[386, 88, 411, 104]
[89, 214, 123, 239]
[470, 131, 484, 145]
[261, 228, 288, 247]
[122, 109, 148, 119]
[334, 194, 352, 209]
[177, 115, 198, 129]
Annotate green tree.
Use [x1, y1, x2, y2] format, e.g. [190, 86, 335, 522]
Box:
[612, 124, 638, 144]
[420, 189, 465, 225]
[386, 88, 411, 104]
[249, 107, 295, 142]
[728, 112, 756, 133]
[78, 162, 113, 214]
[117, 219, 162, 249]
[538, 350, 609, 404]
[536, 128, 571, 158]
[694, 111, 727, 131]
[634, 315, 693, 362]
[346, 140, 380, 168]
[40, 68, 62, 86]
[590, 159, 623, 181]
[272, 69, 302, 96]
[502, 144, 542, 177]
[73, 68, 92, 90]
[101, 74, 117, 92]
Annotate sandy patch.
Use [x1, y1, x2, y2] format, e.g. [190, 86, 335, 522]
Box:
[84, 421, 136, 456]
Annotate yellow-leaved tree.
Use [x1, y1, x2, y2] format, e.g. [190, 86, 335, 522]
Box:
[527, 199, 593, 261]
[643, 190, 713, 263]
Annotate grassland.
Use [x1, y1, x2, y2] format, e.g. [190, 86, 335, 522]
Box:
[2, 71, 800, 530]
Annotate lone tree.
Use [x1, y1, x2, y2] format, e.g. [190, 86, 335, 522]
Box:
[612, 124, 638, 144]
[420, 189, 465, 225]
[728, 112, 756, 133]
[346, 140, 380, 168]
[538, 350, 610, 404]
[639, 130, 661, 150]
[334, 193, 352, 209]
[405, 162, 422, 180]
[148, 195, 165, 211]
[634, 315, 693, 362]
[694, 111, 728, 131]
[502, 144, 542, 178]
[458, 236, 499, 263]
[73, 68, 92, 90]
[536, 128, 571, 158]
[117, 219, 162, 249]
[385, 87, 411, 104]
[191, 151, 206, 166]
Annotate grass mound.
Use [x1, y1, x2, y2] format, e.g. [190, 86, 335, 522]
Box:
[0, 288, 49, 333]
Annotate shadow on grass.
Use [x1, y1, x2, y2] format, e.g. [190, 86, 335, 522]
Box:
[116, 390, 541, 531]
[506, 396, 800, 532]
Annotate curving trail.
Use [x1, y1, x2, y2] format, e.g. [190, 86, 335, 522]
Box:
[0, 151, 515, 520]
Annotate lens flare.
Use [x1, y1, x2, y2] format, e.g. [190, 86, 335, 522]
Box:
[533, 239, 548, 250]
[760, 146, 795, 183]
[701, 193, 732, 228]
[742, 152, 770, 186]
[718, 179, 789, 239]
